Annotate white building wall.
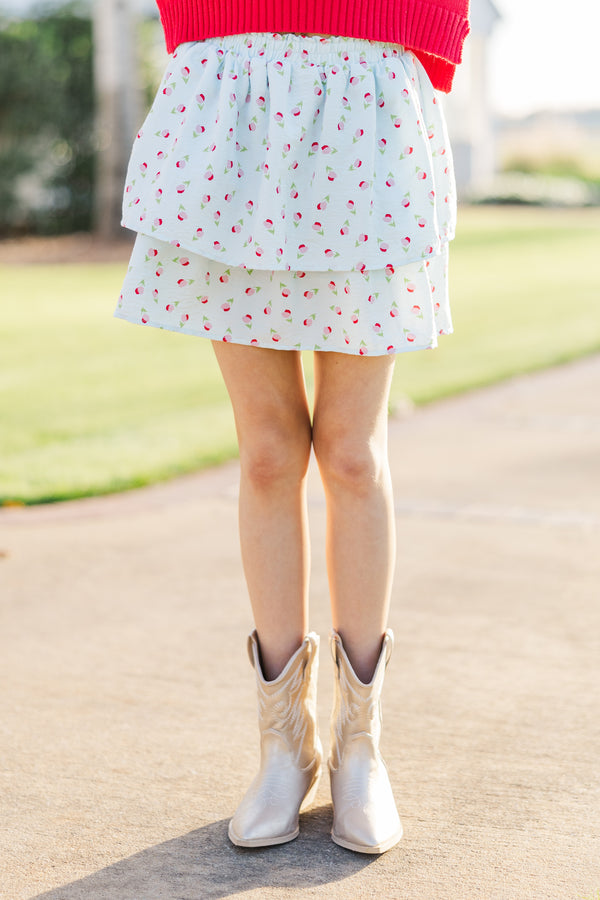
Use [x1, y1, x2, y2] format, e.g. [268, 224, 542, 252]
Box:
[444, 0, 500, 197]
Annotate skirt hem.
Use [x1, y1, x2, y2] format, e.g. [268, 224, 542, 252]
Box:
[113, 309, 453, 355]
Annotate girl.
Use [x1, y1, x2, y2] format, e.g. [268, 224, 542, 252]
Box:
[115, 0, 470, 854]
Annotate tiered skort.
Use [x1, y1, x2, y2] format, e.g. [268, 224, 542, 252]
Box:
[116, 32, 457, 355]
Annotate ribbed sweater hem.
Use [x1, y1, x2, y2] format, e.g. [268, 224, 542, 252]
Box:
[156, 0, 470, 92]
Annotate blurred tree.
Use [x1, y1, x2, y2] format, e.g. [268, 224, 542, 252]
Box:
[0, 4, 95, 234]
[92, 0, 142, 239]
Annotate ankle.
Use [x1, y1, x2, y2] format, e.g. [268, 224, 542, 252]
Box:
[256, 630, 306, 681]
[334, 629, 385, 684]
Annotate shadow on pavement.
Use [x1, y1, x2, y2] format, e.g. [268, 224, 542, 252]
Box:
[32, 806, 377, 899]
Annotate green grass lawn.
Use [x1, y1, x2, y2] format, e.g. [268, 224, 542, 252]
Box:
[1, 206, 599, 505]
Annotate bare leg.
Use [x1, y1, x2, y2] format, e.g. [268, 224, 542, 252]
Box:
[312, 351, 396, 683]
[212, 342, 312, 680]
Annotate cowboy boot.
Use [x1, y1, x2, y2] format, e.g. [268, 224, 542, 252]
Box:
[329, 628, 403, 853]
[228, 630, 323, 847]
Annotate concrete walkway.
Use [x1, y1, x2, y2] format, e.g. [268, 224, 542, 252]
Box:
[1, 355, 599, 900]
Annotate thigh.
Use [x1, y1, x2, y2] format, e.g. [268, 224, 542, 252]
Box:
[312, 351, 396, 447]
[212, 342, 311, 441]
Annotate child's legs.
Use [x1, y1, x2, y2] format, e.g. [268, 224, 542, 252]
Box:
[312, 352, 396, 684]
[212, 342, 312, 680]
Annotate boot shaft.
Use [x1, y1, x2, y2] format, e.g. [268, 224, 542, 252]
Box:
[248, 630, 320, 769]
[329, 629, 394, 770]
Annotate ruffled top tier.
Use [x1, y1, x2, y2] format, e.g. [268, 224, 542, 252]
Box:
[122, 33, 457, 273]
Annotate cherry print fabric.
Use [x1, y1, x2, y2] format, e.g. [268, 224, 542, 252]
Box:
[116, 32, 457, 355]
[121, 32, 456, 272]
[116, 235, 452, 353]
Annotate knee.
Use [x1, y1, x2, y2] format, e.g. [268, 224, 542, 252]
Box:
[313, 429, 387, 495]
[240, 424, 311, 491]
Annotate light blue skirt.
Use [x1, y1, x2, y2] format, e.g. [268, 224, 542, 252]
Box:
[116, 32, 457, 355]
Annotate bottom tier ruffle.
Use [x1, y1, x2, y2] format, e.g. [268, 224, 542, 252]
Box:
[115, 233, 453, 356]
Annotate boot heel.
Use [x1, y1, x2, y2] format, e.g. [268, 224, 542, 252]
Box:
[299, 758, 322, 811]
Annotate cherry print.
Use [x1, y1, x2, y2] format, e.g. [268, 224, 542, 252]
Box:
[117, 32, 456, 355]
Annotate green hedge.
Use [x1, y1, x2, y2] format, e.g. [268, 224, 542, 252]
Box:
[0, 3, 94, 234]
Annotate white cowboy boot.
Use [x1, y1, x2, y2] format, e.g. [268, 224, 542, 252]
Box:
[329, 628, 403, 853]
[228, 630, 323, 847]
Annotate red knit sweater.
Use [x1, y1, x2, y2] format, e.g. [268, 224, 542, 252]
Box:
[155, 0, 470, 93]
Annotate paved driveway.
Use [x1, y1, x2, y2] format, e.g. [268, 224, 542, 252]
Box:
[1, 355, 599, 899]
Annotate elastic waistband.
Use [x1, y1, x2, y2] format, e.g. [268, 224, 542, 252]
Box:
[187, 32, 406, 64]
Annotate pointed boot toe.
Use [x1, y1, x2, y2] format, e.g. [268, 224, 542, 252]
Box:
[330, 741, 403, 853]
[229, 738, 321, 847]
